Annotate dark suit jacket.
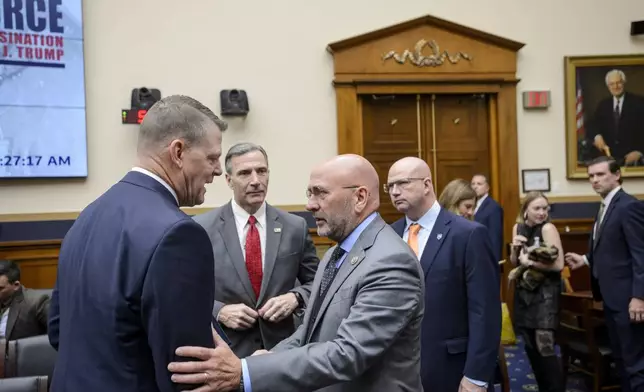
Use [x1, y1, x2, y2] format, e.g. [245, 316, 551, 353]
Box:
[48, 171, 215, 392]
[393, 209, 501, 391]
[590, 92, 644, 162]
[474, 196, 504, 262]
[4, 287, 49, 341]
[193, 202, 318, 357]
[587, 189, 644, 310]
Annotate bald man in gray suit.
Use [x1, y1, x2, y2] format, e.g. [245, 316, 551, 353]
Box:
[170, 154, 424, 392]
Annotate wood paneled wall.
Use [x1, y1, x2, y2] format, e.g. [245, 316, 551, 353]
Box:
[0, 231, 335, 289]
[1, 221, 593, 292]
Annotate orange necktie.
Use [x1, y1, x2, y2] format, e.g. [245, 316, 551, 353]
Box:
[407, 223, 421, 257]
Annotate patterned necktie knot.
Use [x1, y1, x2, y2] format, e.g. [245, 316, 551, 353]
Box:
[320, 247, 346, 295]
[248, 215, 257, 225]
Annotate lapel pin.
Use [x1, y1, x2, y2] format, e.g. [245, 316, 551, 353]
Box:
[437, 233, 443, 240]
[274, 228, 281, 233]
[350, 256, 359, 265]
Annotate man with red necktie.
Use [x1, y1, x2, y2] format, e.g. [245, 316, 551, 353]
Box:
[194, 142, 319, 358]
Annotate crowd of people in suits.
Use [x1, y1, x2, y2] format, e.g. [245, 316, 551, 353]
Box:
[3, 94, 636, 392]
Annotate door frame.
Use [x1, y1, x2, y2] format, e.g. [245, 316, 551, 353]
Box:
[327, 15, 525, 303]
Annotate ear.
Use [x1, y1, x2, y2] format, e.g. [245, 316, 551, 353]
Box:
[354, 187, 369, 213]
[168, 139, 187, 168]
[225, 173, 233, 189]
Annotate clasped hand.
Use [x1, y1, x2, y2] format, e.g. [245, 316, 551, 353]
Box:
[219, 293, 299, 330]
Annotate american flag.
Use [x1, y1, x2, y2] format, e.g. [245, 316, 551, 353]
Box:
[576, 75, 585, 138]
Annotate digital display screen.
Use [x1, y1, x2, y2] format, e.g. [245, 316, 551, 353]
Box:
[122, 109, 147, 124]
[0, 0, 88, 178]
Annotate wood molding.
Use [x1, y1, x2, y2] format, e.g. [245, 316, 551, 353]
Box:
[328, 14, 524, 253]
[327, 14, 524, 53]
[0, 205, 310, 223]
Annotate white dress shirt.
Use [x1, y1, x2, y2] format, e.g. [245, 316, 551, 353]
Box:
[131, 167, 178, 205]
[231, 200, 267, 269]
[0, 308, 9, 338]
[614, 95, 624, 115]
[474, 193, 488, 215]
[403, 200, 441, 258]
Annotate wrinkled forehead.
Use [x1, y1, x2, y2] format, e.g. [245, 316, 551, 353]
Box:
[388, 164, 418, 181]
[309, 166, 344, 190]
[607, 74, 624, 84]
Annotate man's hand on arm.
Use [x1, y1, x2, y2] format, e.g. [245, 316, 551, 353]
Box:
[169, 328, 243, 392]
[218, 304, 259, 330]
[258, 293, 299, 323]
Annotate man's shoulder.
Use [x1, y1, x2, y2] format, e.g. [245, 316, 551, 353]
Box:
[20, 288, 51, 306]
[450, 212, 487, 236]
[192, 204, 227, 227]
[269, 204, 308, 228]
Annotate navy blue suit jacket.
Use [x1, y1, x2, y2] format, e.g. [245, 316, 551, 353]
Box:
[587, 189, 644, 309]
[392, 209, 501, 391]
[474, 196, 504, 262]
[48, 171, 216, 392]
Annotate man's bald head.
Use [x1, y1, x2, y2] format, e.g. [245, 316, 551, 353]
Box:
[388, 157, 432, 180]
[387, 157, 436, 221]
[306, 154, 380, 242]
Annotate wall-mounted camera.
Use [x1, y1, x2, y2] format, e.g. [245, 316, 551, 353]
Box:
[220, 89, 249, 116]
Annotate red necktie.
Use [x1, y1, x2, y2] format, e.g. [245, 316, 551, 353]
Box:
[245, 216, 262, 299]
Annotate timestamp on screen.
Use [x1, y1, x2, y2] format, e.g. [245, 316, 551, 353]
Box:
[0, 155, 72, 167]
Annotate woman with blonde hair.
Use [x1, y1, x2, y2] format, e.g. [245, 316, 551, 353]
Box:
[438, 179, 477, 220]
[510, 191, 565, 392]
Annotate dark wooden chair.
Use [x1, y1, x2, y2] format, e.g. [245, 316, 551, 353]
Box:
[559, 294, 619, 392]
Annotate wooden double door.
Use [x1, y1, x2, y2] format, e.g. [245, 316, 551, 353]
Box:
[362, 93, 492, 223]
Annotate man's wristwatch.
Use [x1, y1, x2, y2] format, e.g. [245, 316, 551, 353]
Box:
[292, 291, 305, 309]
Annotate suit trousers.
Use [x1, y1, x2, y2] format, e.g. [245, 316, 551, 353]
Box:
[517, 327, 565, 392]
[603, 305, 644, 392]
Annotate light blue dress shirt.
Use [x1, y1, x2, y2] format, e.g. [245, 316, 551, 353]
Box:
[240, 212, 378, 392]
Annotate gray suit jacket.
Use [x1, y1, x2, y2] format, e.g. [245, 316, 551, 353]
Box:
[244, 215, 425, 392]
[193, 202, 318, 357]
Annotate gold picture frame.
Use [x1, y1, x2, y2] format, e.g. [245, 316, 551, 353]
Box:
[564, 54, 644, 179]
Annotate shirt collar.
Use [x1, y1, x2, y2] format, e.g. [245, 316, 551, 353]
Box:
[231, 199, 267, 227]
[338, 212, 378, 253]
[131, 167, 178, 205]
[405, 200, 440, 232]
[602, 186, 621, 206]
[476, 193, 488, 209]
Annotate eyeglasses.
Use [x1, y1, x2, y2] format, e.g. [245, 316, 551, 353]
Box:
[383, 178, 426, 194]
[306, 185, 360, 200]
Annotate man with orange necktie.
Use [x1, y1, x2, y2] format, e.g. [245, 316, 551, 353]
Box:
[387, 157, 501, 392]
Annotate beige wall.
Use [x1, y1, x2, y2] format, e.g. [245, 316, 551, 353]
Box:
[2, 0, 644, 215]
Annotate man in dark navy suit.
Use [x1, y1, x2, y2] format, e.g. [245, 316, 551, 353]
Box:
[48, 95, 229, 392]
[471, 174, 504, 262]
[387, 157, 501, 392]
[566, 156, 644, 392]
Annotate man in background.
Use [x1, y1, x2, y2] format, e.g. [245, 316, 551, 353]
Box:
[0, 260, 49, 341]
[589, 69, 644, 166]
[168, 154, 424, 392]
[48, 95, 226, 392]
[471, 174, 504, 262]
[194, 142, 318, 358]
[566, 156, 644, 392]
[388, 157, 501, 392]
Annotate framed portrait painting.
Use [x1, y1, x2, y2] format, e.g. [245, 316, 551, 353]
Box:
[564, 54, 644, 179]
